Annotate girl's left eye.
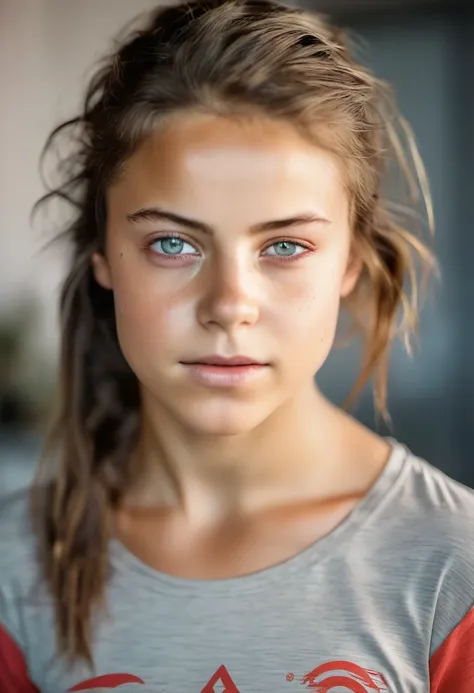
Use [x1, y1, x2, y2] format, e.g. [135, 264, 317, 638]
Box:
[263, 241, 308, 258]
[149, 236, 199, 256]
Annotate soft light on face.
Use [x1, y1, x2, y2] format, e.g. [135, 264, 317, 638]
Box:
[93, 113, 360, 435]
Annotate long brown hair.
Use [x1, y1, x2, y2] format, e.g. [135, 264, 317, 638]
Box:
[32, 0, 435, 666]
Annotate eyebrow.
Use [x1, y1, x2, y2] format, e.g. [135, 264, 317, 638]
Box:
[126, 207, 330, 234]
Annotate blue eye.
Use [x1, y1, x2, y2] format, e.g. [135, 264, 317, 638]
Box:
[264, 241, 306, 257]
[150, 236, 199, 256]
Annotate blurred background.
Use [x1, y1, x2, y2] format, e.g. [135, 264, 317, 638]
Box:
[0, 0, 473, 497]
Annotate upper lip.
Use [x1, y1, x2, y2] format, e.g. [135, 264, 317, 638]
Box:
[183, 355, 266, 366]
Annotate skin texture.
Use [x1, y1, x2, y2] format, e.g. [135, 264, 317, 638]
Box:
[92, 112, 390, 579]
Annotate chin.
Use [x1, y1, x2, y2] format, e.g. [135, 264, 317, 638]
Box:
[176, 399, 274, 438]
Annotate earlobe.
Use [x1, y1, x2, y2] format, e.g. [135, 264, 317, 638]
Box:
[91, 252, 113, 290]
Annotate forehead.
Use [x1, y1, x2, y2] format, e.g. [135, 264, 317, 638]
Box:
[108, 112, 348, 223]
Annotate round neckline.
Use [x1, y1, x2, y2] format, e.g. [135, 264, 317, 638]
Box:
[110, 439, 408, 596]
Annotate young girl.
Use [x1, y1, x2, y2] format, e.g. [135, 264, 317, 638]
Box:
[1, 0, 473, 691]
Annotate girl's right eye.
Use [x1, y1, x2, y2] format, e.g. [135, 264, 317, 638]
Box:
[148, 236, 200, 257]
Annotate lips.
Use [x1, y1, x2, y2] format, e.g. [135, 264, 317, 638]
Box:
[182, 355, 266, 367]
[180, 355, 268, 388]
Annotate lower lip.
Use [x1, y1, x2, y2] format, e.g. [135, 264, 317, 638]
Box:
[182, 363, 268, 387]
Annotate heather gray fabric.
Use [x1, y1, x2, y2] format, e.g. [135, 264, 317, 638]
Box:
[1, 440, 474, 692]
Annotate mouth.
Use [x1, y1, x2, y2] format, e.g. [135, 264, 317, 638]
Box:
[182, 355, 268, 367]
[180, 355, 269, 387]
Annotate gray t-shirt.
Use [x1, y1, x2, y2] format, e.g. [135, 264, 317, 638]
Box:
[1, 441, 474, 692]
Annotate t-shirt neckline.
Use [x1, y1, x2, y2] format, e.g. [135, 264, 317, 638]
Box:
[110, 438, 408, 596]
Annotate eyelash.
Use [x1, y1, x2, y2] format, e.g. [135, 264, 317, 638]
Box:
[145, 233, 199, 260]
[145, 233, 314, 262]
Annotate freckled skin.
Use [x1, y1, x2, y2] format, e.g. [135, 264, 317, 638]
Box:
[94, 113, 359, 436]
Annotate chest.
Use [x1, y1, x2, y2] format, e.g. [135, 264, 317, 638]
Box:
[114, 499, 358, 581]
[31, 572, 433, 693]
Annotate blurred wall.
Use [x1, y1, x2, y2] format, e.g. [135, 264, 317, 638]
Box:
[0, 0, 160, 494]
[0, 0, 160, 366]
[0, 1, 472, 493]
[320, 8, 474, 486]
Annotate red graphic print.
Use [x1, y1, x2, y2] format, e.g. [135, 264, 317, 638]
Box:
[66, 659, 390, 692]
[200, 665, 241, 693]
[68, 673, 145, 690]
[301, 660, 390, 692]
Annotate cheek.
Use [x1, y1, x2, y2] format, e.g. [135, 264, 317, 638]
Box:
[285, 292, 341, 358]
[270, 260, 345, 370]
[107, 258, 188, 368]
[273, 258, 345, 330]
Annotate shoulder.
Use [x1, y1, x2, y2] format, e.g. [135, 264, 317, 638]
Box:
[0, 488, 38, 582]
[393, 444, 474, 655]
[0, 490, 48, 692]
[396, 445, 474, 557]
[0, 488, 43, 641]
[400, 447, 474, 516]
[374, 442, 474, 562]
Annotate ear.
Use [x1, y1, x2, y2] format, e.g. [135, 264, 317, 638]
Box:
[340, 247, 363, 298]
[91, 252, 113, 290]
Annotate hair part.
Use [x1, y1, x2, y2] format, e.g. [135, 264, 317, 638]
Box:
[32, 0, 435, 666]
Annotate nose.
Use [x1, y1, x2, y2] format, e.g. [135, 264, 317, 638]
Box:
[196, 254, 261, 332]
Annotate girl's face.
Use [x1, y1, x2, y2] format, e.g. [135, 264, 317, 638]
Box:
[94, 113, 360, 435]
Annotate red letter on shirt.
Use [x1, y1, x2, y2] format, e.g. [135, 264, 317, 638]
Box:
[201, 665, 241, 693]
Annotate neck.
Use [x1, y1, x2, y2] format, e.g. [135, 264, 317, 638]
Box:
[123, 383, 385, 526]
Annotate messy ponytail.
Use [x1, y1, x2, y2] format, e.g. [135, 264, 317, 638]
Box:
[32, 0, 434, 665]
[34, 254, 140, 660]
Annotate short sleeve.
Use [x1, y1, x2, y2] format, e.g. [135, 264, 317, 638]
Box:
[0, 620, 40, 693]
[0, 491, 42, 691]
[429, 607, 474, 692]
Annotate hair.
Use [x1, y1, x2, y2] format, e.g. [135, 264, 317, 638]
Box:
[32, 0, 435, 666]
